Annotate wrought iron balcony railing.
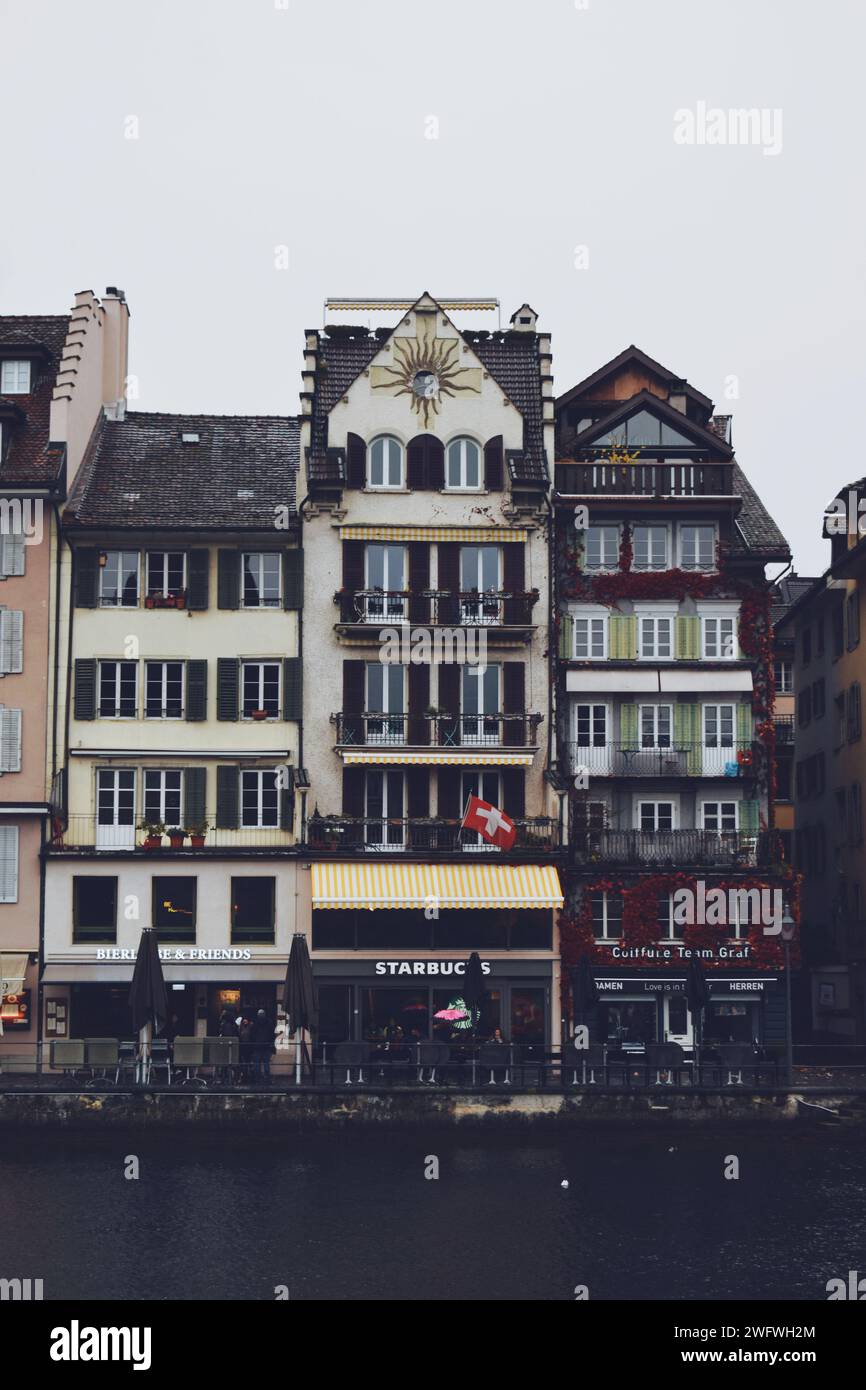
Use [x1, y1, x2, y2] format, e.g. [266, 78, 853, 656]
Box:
[774, 715, 795, 744]
[568, 740, 754, 778]
[47, 816, 295, 853]
[333, 711, 543, 749]
[307, 816, 559, 854]
[571, 829, 781, 868]
[334, 589, 539, 628]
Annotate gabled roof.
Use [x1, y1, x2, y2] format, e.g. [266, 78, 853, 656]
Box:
[556, 345, 714, 414]
[0, 314, 70, 486]
[565, 389, 733, 458]
[730, 464, 790, 561]
[65, 412, 299, 532]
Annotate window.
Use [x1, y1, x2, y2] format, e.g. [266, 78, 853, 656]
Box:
[637, 612, 674, 659]
[144, 770, 183, 826]
[460, 545, 501, 624]
[0, 610, 23, 673]
[774, 660, 793, 693]
[365, 663, 405, 743]
[99, 661, 138, 717]
[573, 703, 607, 748]
[817, 618, 825, 657]
[802, 627, 812, 666]
[364, 770, 405, 848]
[812, 679, 826, 719]
[640, 704, 672, 747]
[0, 360, 31, 394]
[832, 604, 844, 659]
[241, 770, 280, 828]
[798, 688, 812, 727]
[573, 800, 608, 832]
[703, 704, 735, 750]
[146, 551, 186, 598]
[633, 526, 668, 571]
[242, 553, 281, 608]
[591, 891, 623, 939]
[702, 801, 738, 832]
[96, 770, 136, 846]
[152, 876, 196, 941]
[242, 661, 281, 719]
[0, 532, 25, 577]
[703, 614, 738, 660]
[99, 552, 139, 607]
[847, 592, 860, 650]
[0, 825, 19, 903]
[144, 661, 184, 719]
[445, 438, 481, 490]
[231, 877, 276, 943]
[847, 683, 862, 742]
[574, 614, 607, 659]
[584, 525, 619, 571]
[850, 784, 863, 846]
[460, 770, 503, 851]
[368, 435, 403, 489]
[680, 525, 715, 571]
[461, 664, 500, 744]
[73, 876, 117, 943]
[657, 893, 684, 940]
[637, 801, 676, 831]
[777, 759, 792, 801]
[595, 409, 692, 448]
[364, 544, 407, 622]
[835, 693, 846, 747]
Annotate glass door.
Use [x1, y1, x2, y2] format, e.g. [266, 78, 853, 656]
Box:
[96, 769, 136, 849]
[364, 544, 407, 622]
[365, 664, 405, 745]
[461, 664, 500, 745]
[703, 703, 735, 776]
[573, 702, 609, 774]
[459, 545, 501, 625]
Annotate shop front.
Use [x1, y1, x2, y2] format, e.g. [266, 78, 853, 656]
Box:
[590, 972, 783, 1051]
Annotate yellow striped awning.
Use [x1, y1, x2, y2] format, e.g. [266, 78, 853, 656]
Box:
[339, 526, 528, 544]
[342, 751, 534, 767]
[311, 861, 563, 910]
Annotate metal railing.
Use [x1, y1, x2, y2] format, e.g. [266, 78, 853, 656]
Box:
[775, 715, 795, 743]
[333, 711, 542, 748]
[307, 816, 559, 854]
[48, 816, 295, 852]
[571, 828, 782, 867]
[568, 740, 754, 778]
[556, 460, 734, 497]
[335, 589, 539, 627]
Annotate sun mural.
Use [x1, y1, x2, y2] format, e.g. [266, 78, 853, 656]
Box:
[370, 312, 482, 427]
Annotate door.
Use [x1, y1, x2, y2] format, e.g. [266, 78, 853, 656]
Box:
[96, 769, 136, 849]
[459, 545, 501, 625]
[365, 769, 405, 849]
[366, 664, 405, 744]
[664, 993, 694, 1048]
[573, 702, 608, 775]
[703, 703, 735, 776]
[364, 545, 407, 622]
[460, 770, 502, 851]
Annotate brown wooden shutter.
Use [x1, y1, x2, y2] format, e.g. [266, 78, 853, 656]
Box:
[426, 436, 445, 490]
[406, 767, 429, 818]
[437, 664, 460, 746]
[407, 437, 426, 490]
[437, 767, 461, 819]
[437, 542, 460, 625]
[346, 433, 366, 489]
[503, 662, 526, 746]
[502, 768, 526, 820]
[342, 540, 365, 591]
[342, 767, 365, 817]
[408, 542, 430, 623]
[408, 663, 430, 745]
[342, 660, 365, 745]
[503, 544, 524, 625]
[407, 435, 444, 490]
[484, 435, 504, 491]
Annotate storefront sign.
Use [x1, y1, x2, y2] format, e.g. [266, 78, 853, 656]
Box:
[94, 948, 255, 962]
[374, 960, 492, 977]
[596, 977, 775, 995]
[312, 959, 553, 979]
[609, 945, 752, 961]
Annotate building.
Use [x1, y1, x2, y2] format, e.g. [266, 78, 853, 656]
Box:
[41, 404, 304, 1044]
[298, 294, 564, 1048]
[0, 290, 128, 1056]
[778, 483, 866, 1043]
[552, 346, 795, 1051]
[771, 574, 817, 867]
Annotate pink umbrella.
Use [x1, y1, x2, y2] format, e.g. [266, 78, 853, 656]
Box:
[434, 1007, 468, 1021]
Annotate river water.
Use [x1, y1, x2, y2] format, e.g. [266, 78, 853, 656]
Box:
[1, 1128, 863, 1301]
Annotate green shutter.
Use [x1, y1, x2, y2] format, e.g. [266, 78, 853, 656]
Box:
[217, 550, 240, 609]
[186, 660, 207, 721]
[183, 768, 207, 828]
[186, 550, 210, 610]
[620, 703, 638, 750]
[609, 613, 637, 660]
[739, 799, 760, 833]
[283, 657, 302, 721]
[73, 549, 99, 608]
[73, 659, 97, 720]
[216, 658, 239, 721]
[736, 702, 753, 752]
[674, 702, 702, 775]
[559, 613, 574, 659]
[675, 614, 700, 660]
[216, 767, 239, 829]
[283, 550, 303, 610]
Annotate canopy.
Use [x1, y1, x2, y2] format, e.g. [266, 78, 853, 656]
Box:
[311, 861, 563, 911]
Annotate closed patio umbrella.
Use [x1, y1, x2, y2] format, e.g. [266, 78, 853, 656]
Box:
[571, 954, 599, 1043]
[686, 955, 710, 1061]
[128, 928, 167, 1083]
[462, 952, 486, 1035]
[283, 933, 318, 1086]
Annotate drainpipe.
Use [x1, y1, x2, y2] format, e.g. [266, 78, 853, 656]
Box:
[296, 496, 309, 843]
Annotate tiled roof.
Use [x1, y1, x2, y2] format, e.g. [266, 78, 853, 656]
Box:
[65, 412, 299, 531]
[0, 314, 70, 485]
[311, 328, 381, 451]
[731, 463, 791, 560]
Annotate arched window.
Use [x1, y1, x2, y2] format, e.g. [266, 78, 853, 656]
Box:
[445, 437, 481, 490]
[367, 436, 403, 489]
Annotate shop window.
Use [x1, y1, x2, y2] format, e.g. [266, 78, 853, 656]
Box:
[70, 983, 130, 1037]
[152, 876, 196, 941]
[311, 912, 356, 950]
[73, 876, 118, 943]
[704, 1001, 755, 1045]
[510, 987, 545, 1043]
[231, 877, 275, 943]
[357, 911, 432, 950]
[600, 1000, 657, 1046]
[361, 987, 425, 1044]
[316, 984, 352, 1048]
[433, 987, 501, 1042]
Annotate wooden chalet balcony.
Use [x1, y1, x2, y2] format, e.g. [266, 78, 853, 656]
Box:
[556, 460, 735, 498]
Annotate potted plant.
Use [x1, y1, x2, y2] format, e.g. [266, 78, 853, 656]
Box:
[186, 821, 209, 849]
[145, 594, 156, 610]
[138, 820, 165, 850]
[166, 826, 186, 849]
[251, 707, 270, 721]
[175, 591, 186, 610]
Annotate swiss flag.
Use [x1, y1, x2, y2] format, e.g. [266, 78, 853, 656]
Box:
[462, 795, 517, 850]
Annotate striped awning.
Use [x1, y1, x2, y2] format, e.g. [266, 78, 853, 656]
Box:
[339, 526, 528, 544]
[342, 751, 534, 767]
[311, 862, 563, 911]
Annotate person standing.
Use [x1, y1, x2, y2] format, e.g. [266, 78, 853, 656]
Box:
[251, 1008, 276, 1082]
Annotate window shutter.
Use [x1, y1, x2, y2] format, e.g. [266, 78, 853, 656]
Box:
[186, 550, 210, 610]
[502, 768, 525, 820]
[620, 703, 639, 751]
[346, 433, 366, 489]
[0, 532, 25, 578]
[503, 545, 524, 625]
[674, 702, 702, 775]
[406, 767, 429, 819]
[675, 615, 700, 660]
[736, 703, 753, 750]
[426, 436, 445, 490]
[73, 658, 97, 720]
[183, 768, 207, 828]
[342, 540, 364, 593]
[0, 708, 21, 772]
[283, 657, 302, 720]
[283, 550, 303, 610]
[215, 767, 239, 829]
[437, 767, 460, 819]
[558, 613, 574, 659]
[739, 799, 760, 834]
[186, 660, 207, 721]
[342, 660, 365, 713]
[407, 437, 426, 490]
[73, 548, 99, 607]
[0, 824, 19, 902]
[503, 662, 525, 746]
[0, 610, 23, 673]
[408, 663, 430, 745]
[216, 658, 239, 721]
[437, 663, 459, 715]
[408, 542, 430, 624]
[437, 542, 460, 625]
[342, 766, 365, 817]
[610, 613, 637, 660]
[280, 769, 295, 832]
[217, 550, 240, 609]
[484, 436, 504, 491]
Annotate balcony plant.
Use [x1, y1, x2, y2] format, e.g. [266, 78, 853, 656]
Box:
[138, 820, 166, 850]
[250, 707, 270, 721]
[166, 826, 186, 849]
[186, 821, 209, 849]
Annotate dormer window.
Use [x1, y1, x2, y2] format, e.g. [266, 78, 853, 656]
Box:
[1, 360, 31, 394]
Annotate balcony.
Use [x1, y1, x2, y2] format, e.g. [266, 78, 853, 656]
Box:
[556, 460, 734, 498]
[308, 815, 559, 855]
[571, 829, 782, 868]
[307, 449, 346, 498]
[334, 588, 539, 640]
[774, 715, 795, 745]
[568, 741, 754, 778]
[333, 711, 543, 750]
[47, 817, 295, 855]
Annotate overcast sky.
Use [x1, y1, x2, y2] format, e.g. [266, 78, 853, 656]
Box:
[1, 0, 862, 576]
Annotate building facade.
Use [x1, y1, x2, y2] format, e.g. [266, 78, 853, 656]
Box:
[552, 347, 794, 1051]
[299, 294, 564, 1048]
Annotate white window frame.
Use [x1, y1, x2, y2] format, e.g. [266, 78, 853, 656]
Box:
[775, 659, 793, 694]
[367, 435, 404, 490]
[99, 551, 139, 608]
[639, 703, 673, 748]
[678, 523, 717, 572]
[702, 703, 736, 749]
[445, 437, 482, 491]
[461, 662, 501, 744]
[144, 661, 185, 720]
[632, 524, 669, 572]
[242, 661, 282, 719]
[143, 769, 184, 826]
[591, 889, 623, 940]
[0, 360, 31, 394]
[0, 824, 19, 902]
[364, 544, 407, 622]
[146, 551, 187, 597]
[460, 544, 502, 625]
[700, 602, 740, 660]
[364, 768, 406, 850]
[98, 661, 138, 719]
[242, 552, 281, 609]
[573, 606, 608, 659]
[571, 702, 609, 767]
[701, 799, 739, 832]
[583, 525, 620, 572]
[365, 662, 405, 744]
[635, 606, 677, 660]
[241, 769, 280, 828]
[633, 797, 679, 831]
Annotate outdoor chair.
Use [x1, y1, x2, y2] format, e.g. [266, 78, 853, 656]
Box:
[50, 1038, 85, 1077]
[83, 1038, 121, 1085]
[172, 1037, 204, 1085]
[117, 1039, 137, 1084]
[646, 1042, 687, 1086]
[417, 1041, 450, 1085]
[333, 1041, 366, 1085]
[148, 1037, 172, 1085]
[716, 1042, 757, 1086]
[513, 1043, 546, 1088]
[570, 1042, 606, 1087]
[478, 1042, 511, 1086]
[205, 1036, 239, 1084]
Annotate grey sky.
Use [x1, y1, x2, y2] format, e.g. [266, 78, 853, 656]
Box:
[1, 0, 862, 576]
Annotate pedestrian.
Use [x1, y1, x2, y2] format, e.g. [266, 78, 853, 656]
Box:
[238, 1015, 254, 1081]
[218, 1008, 238, 1038]
[250, 1008, 276, 1082]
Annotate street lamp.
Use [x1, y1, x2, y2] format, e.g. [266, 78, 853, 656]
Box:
[781, 907, 796, 1086]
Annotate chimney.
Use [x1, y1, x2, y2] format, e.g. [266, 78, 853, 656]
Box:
[668, 379, 688, 414]
[101, 287, 130, 419]
[709, 415, 732, 445]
